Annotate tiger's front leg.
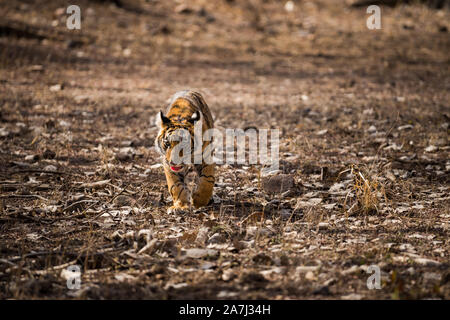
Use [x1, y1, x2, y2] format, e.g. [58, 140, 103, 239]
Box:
[164, 166, 190, 214]
[192, 163, 215, 208]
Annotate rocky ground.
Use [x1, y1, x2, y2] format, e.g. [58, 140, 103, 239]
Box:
[0, 0, 449, 299]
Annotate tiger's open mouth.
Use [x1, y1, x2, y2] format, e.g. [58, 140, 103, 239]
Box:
[170, 165, 183, 172]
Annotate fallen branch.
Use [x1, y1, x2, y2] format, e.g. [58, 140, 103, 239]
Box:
[0, 194, 48, 201]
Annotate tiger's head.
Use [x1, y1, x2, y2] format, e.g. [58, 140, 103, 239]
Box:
[154, 110, 201, 173]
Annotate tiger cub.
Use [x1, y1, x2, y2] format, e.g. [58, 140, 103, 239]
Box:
[155, 90, 215, 213]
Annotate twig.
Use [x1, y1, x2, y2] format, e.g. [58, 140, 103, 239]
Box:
[32, 260, 78, 275]
[0, 259, 33, 277]
[88, 183, 131, 223]
[0, 194, 48, 201]
[8, 250, 64, 263]
[62, 199, 97, 213]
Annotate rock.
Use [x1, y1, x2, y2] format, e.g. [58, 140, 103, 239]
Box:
[241, 272, 268, 283]
[313, 285, 330, 295]
[120, 140, 133, 147]
[25, 154, 40, 162]
[123, 48, 132, 57]
[212, 195, 221, 204]
[262, 174, 295, 194]
[423, 272, 441, 283]
[184, 248, 218, 259]
[322, 203, 337, 210]
[284, 1, 294, 12]
[318, 222, 329, 230]
[49, 84, 62, 92]
[329, 183, 345, 192]
[59, 120, 70, 128]
[246, 226, 273, 238]
[42, 165, 57, 172]
[252, 253, 273, 265]
[195, 227, 209, 244]
[113, 195, 135, 207]
[296, 198, 323, 208]
[367, 125, 377, 133]
[363, 108, 374, 115]
[200, 262, 215, 270]
[116, 152, 131, 162]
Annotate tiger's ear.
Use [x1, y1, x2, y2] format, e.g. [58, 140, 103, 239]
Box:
[155, 111, 171, 127]
[189, 111, 201, 124]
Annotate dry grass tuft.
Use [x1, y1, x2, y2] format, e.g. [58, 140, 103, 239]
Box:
[348, 166, 384, 215]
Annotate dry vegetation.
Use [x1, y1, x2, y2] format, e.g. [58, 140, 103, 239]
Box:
[0, 0, 449, 299]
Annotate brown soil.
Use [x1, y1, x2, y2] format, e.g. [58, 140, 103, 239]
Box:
[0, 0, 449, 299]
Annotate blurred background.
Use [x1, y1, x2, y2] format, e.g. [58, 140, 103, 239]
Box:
[1, 0, 449, 120]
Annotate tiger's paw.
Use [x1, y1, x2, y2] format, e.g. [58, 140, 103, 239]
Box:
[192, 194, 212, 209]
[167, 204, 190, 214]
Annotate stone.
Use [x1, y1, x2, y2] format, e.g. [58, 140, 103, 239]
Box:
[262, 174, 295, 194]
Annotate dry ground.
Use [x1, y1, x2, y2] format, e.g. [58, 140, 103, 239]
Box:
[0, 0, 449, 299]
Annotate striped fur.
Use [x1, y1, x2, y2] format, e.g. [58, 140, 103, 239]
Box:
[155, 90, 215, 213]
